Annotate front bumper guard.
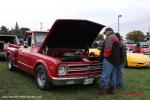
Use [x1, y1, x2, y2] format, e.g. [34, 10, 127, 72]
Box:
[51, 75, 101, 85]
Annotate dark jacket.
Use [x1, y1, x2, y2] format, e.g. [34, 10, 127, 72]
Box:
[99, 33, 121, 66]
[119, 41, 127, 64]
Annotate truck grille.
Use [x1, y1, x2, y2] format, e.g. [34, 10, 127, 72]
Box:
[67, 63, 102, 75]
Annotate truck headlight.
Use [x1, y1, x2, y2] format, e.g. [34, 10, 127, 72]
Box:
[58, 65, 67, 76]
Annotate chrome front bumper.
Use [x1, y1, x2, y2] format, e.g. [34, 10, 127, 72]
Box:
[51, 75, 101, 86]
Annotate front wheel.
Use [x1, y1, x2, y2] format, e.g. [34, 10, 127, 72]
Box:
[7, 55, 15, 71]
[35, 65, 53, 90]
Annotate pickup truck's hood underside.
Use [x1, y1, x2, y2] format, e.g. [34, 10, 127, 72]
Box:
[41, 19, 105, 49]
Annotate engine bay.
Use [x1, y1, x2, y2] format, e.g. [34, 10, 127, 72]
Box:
[41, 48, 98, 62]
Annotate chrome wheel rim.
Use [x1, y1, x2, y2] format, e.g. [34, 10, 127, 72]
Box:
[8, 56, 12, 69]
[37, 69, 46, 87]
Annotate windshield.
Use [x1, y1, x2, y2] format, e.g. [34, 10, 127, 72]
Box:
[34, 32, 47, 46]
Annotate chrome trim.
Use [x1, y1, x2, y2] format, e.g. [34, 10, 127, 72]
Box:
[66, 63, 102, 75]
[68, 68, 102, 72]
[17, 61, 32, 68]
[51, 75, 101, 80]
[55, 63, 102, 85]
[51, 75, 101, 85]
[67, 63, 102, 67]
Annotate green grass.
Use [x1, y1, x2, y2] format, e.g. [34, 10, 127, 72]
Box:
[0, 61, 150, 100]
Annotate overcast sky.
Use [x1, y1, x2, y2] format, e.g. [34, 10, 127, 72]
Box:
[0, 0, 150, 37]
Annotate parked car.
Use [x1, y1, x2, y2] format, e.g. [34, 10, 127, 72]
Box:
[0, 35, 20, 58]
[140, 43, 150, 55]
[126, 53, 150, 67]
[89, 48, 100, 57]
[89, 49, 150, 68]
[125, 41, 150, 54]
[125, 43, 137, 53]
[89, 41, 103, 57]
[5, 19, 104, 90]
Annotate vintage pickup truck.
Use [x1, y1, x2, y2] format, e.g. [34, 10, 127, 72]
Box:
[6, 19, 104, 90]
[0, 35, 20, 58]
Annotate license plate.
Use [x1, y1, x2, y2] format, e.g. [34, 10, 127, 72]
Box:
[84, 78, 94, 85]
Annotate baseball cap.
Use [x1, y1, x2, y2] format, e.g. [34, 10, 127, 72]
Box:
[103, 27, 113, 34]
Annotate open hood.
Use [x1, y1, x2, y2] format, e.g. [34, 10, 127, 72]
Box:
[41, 19, 105, 50]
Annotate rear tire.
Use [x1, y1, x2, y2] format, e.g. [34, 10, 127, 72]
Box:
[35, 64, 53, 90]
[7, 55, 15, 71]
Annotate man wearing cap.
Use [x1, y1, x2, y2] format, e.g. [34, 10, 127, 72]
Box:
[97, 27, 121, 95]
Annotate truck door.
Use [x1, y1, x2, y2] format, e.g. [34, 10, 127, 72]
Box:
[17, 33, 34, 73]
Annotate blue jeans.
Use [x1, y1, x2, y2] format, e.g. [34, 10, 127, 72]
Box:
[100, 58, 116, 88]
[116, 63, 124, 87]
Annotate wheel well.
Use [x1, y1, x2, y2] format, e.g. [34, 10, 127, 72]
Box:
[34, 63, 43, 76]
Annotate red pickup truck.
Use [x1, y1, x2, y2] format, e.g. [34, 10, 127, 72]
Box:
[6, 19, 104, 90]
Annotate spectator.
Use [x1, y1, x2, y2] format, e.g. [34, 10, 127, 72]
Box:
[115, 33, 127, 88]
[97, 27, 121, 95]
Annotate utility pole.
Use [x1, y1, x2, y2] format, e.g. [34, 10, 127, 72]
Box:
[118, 15, 122, 33]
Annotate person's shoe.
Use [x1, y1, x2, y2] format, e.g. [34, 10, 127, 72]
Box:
[109, 86, 116, 94]
[96, 88, 109, 95]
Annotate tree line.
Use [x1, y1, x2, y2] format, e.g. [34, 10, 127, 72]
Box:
[0, 22, 30, 39]
[0, 23, 148, 42]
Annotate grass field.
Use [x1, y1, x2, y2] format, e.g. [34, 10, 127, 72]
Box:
[0, 61, 150, 100]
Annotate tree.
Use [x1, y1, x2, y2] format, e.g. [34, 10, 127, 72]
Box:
[145, 32, 150, 41]
[19, 27, 30, 38]
[126, 30, 145, 42]
[96, 34, 104, 40]
[0, 26, 9, 34]
[9, 28, 15, 35]
[14, 22, 20, 35]
[12, 22, 31, 39]
[0, 24, 30, 38]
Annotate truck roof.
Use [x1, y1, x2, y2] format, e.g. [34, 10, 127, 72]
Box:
[26, 31, 48, 33]
[0, 34, 17, 37]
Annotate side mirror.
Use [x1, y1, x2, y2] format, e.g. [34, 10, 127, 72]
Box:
[19, 39, 23, 45]
[24, 41, 28, 48]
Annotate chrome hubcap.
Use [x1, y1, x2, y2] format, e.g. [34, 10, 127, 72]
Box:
[37, 69, 46, 87]
[8, 57, 12, 69]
